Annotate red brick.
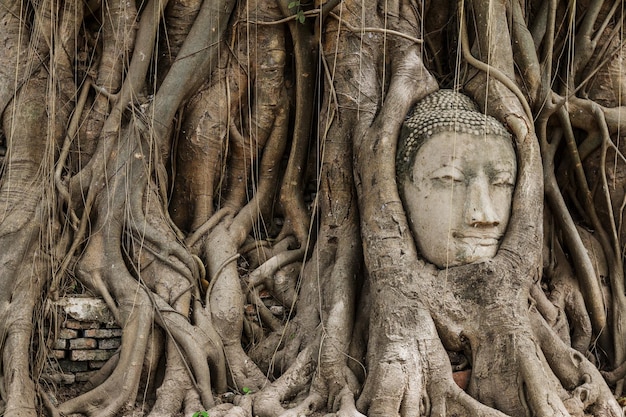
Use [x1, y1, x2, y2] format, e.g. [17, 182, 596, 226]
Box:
[70, 349, 116, 361]
[50, 350, 66, 360]
[83, 328, 122, 338]
[69, 338, 97, 350]
[57, 328, 78, 339]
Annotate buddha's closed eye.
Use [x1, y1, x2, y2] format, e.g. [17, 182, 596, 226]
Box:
[430, 167, 464, 185]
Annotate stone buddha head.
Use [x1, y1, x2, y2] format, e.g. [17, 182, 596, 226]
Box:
[397, 90, 517, 268]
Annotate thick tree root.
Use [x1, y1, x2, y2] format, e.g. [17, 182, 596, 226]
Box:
[0, 210, 47, 417]
[356, 292, 509, 417]
[0, 24, 75, 413]
[146, 343, 196, 417]
[2, 297, 40, 417]
[253, 344, 318, 417]
[531, 307, 622, 416]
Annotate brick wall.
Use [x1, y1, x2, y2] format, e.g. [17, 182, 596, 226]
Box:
[45, 293, 287, 385]
[46, 297, 122, 385]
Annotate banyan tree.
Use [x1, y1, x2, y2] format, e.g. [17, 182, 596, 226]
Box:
[0, 0, 626, 416]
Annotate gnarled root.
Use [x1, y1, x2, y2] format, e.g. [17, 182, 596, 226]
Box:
[59, 230, 154, 416]
[530, 307, 622, 417]
[58, 130, 221, 416]
[250, 169, 361, 416]
[252, 344, 319, 417]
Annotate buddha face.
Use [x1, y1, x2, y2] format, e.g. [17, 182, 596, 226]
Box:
[400, 132, 516, 268]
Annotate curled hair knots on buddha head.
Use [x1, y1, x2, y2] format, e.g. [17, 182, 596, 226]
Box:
[396, 89, 512, 179]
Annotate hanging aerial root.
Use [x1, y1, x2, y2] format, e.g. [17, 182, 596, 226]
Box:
[0, 13, 76, 412]
[276, 0, 314, 245]
[0, 1, 36, 120]
[538, 99, 606, 345]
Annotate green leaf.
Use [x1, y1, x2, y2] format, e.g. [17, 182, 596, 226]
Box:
[192, 412, 209, 417]
[242, 386, 251, 395]
[298, 12, 306, 23]
[288, 1, 297, 8]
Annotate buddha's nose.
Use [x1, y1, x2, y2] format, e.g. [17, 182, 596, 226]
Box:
[465, 177, 500, 227]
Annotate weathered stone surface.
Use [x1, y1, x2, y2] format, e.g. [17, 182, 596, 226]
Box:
[51, 297, 116, 325]
[70, 349, 115, 362]
[69, 338, 98, 350]
[98, 338, 121, 350]
[84, 328, 122, 338]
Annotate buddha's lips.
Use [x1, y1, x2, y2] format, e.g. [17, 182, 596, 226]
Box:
[452, 231, 501, 246]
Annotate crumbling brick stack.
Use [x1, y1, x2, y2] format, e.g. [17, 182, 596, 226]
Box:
[46, 297, 122, 385]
